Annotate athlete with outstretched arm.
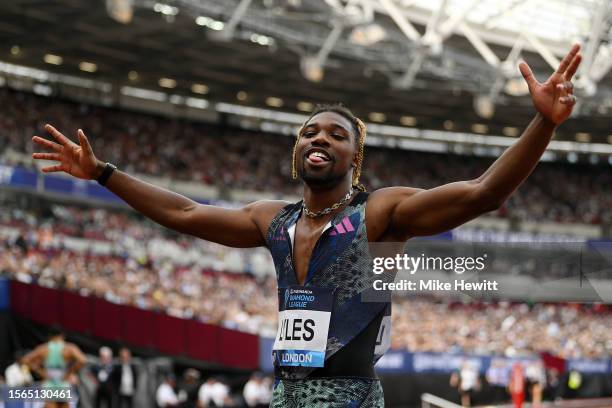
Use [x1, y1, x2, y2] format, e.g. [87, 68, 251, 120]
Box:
[32, 45, 581, 407]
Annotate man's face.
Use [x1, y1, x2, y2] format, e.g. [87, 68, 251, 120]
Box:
[295, 111, 357, 188]
[120, 349, 130, 362]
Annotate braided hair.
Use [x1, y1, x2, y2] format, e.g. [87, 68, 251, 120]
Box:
[291, 103, 367, 192]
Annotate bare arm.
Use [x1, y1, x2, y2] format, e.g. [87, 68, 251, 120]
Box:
[64, 344, 87, 379]
[369, 44, 582, 241]
[22, 346, 46, 379]
[32, 126, 287, 247]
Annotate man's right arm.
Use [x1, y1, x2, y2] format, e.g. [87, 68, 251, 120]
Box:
[97, 167, 286, 247]
[32, 125, 288, 248]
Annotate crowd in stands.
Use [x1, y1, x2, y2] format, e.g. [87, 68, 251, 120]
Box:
[391, 299, 611, 360]
[1, 199, 611, 360]
[1, 88, 611, 225]
[1, 88, 612, 362]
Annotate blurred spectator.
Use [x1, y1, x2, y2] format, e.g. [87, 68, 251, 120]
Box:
[178, 369, 201, 408]
[4, 350, 33, 387]
[197, 377, 231, 407]
[242, 372, 271, 407]
[485, 360, 509, 402]
[450, 360, 480, 407]
[115, 348, 137, 408]
[509, 363, 525, 408]
[92, 346, 117, 408]
[564, 369, 583, 398]
[156, 374, 180, 407]
[525, 361, 546, 406]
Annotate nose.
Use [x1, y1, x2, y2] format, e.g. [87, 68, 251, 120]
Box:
[310, 131, 331, 147]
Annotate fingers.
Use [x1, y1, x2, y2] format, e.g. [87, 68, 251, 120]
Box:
[32, 152, 60, 161]
[556, 43, 581, 75]
[559, 95, 577, 105]
[32, 136, 62, 152]
[519, 61, 537, 90]
[564, 53, 582, 81]
[77, 129, 94, 156]
[41, 164, 64, 173]
[45, 124, 73, 146]
[556, 81, 574, 94]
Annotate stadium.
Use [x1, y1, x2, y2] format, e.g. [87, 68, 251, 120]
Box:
[0, 0, 611, 407]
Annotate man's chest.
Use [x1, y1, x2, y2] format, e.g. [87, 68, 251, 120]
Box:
[292, 221, 328, 285]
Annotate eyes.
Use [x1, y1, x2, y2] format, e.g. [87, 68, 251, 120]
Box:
[301, 130, 345, 140]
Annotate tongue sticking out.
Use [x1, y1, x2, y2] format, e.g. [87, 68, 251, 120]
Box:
[308, 153, 325, 163]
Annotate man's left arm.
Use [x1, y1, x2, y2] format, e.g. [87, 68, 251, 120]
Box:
[372, 44, 582, 240]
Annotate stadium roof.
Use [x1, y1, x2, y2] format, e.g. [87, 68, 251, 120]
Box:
[0, 0, 611, 145]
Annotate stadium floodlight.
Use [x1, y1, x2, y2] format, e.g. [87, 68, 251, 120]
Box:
[158, 78, 177, 88]
[471, 123, 488, 134]
[349, 24, 387, 46]
[265, 97, 284, 107]
[43, 54, 63, 66]
[474, 95, 495, 119]
[369, 112, 386, 123]
[300, 22, 343, 82]
[297, 101, 314, 112]
[504, 77, 529, 96]
[300, 56, 324, 83]
[400, 116, 417, 126]
[502, 127, 519, 137]
[106, 0, 133, 24]
[191, 83, 209, 94]
[79, 62, 97, 73]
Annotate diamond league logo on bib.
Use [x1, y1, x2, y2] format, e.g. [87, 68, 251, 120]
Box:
[273, 286, 334, 367]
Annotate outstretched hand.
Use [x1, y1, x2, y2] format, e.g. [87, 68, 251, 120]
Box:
[519, 43, 582, 125]
[32, 125, 101, 180]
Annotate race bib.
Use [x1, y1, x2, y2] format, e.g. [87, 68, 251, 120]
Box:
[273, 286, 334, 367]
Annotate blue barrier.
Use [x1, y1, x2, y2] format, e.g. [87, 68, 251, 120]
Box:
[258, 337, 612, 375]
[259, 337, 275, 373]
[0, 278, 9, 310]
[0, 165, 212, 205]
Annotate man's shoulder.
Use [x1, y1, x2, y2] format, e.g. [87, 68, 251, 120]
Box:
[245, 199, 294, 226]
[247, 199, 293, 213]
[365, 187, 423, 242]
[367, 186, 423, 203]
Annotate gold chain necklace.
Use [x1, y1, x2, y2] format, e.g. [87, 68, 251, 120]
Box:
[302, 187, 354, 218]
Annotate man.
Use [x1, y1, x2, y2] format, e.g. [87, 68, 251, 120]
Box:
[178, 368, 200, 408]
[156, 374, 180, 408]
[31, 45, 581, 407]
[450, 361, 480, 407]
[22, 329, 87, 408]
[525, 361, 546, 406]
[90, 347, 116, 408]
[114, 348, 137, 408]
[197, 377, 231, 408]
[243, 372, 271, 408]
[4, 350, 34, 387]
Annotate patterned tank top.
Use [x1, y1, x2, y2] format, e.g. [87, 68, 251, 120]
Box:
[266, 192, 391, 379]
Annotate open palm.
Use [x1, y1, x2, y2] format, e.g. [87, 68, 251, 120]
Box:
[32, 125, 99, 180]
[519, 44, 582, 125]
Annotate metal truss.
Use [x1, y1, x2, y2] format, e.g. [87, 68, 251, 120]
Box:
[134, 0, 611, 110]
